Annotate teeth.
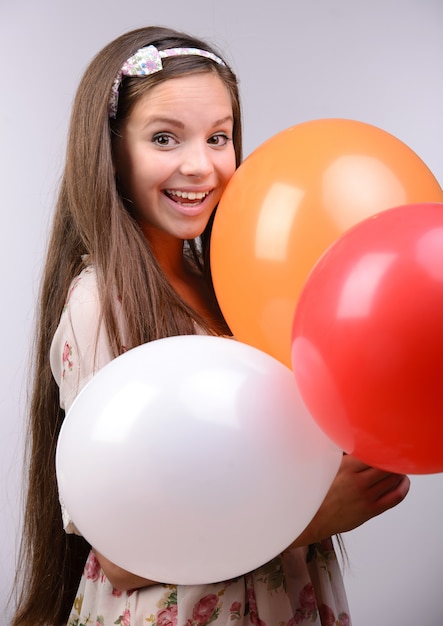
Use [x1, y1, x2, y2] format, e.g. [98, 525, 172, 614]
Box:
[167, 190, 210, 201]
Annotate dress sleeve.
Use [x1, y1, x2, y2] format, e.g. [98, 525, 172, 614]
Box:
[50, 265, 125, 534]
[50, 266, 117, 413]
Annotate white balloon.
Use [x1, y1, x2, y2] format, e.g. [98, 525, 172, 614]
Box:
[56, 335, 341, 584]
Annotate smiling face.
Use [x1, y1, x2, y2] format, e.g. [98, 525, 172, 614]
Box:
[112, 72, 236, 246]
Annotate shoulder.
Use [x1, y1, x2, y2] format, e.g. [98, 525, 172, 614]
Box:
[54, 265, 103, 351]
[65, 265, 100, 311]
[49, 265, 112, 405]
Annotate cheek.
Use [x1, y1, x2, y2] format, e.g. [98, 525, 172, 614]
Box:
[125, 156, 168, 196]
[221, 151, 237, 185]
[141, 153, 178, 184]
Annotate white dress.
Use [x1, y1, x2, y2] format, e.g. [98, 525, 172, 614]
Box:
[50, 266, 351, 626]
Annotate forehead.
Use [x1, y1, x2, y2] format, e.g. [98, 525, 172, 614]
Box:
[132, 72, 233, 120]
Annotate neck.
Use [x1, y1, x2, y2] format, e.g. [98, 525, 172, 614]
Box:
[142, 227, 189, 281]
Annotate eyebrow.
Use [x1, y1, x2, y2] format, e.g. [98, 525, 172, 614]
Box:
[144, 115, 234, 129]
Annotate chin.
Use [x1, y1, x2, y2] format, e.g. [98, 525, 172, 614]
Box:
[179, 222, 209, 241]
[181, 230, 205, 241]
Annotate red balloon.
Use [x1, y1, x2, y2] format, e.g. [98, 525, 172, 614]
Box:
[291, 203, 443, 474]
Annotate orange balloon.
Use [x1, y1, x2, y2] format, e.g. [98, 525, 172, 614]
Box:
[211, 119, 443, 367]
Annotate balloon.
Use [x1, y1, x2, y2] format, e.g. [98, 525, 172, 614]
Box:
[291, 202, 443, 475]
[56, 335, 341, 584]
[211, 119, 443, 368]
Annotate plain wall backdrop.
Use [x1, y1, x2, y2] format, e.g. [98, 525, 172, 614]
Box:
[1, 0, 442, 624]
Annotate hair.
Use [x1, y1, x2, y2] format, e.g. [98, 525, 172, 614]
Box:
[11, 26, 242, 626]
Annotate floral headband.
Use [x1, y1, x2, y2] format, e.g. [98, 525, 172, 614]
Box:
[109, 45, 226, 118]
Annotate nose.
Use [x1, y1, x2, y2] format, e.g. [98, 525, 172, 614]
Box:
[179, 141, 213, 178]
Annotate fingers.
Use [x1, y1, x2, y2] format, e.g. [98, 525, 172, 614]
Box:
[343, 454, 409, 491]
[364, 470, 407, 496]
[296, 455, 411, 541]
[339, 454, 370, 473]
[340, 454, 410, 517]
[372, 474, 411, 513]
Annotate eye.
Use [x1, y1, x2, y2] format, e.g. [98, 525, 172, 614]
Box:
[208, 133, 231, 147]
[152, 133, 178, 147]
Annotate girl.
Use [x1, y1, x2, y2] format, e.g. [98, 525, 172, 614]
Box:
[12, 25, 410, 626]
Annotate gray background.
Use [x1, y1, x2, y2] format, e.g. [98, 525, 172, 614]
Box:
[1, 0, 442, 624]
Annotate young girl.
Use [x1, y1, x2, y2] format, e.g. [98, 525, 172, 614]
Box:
[12, 25, 410, 626]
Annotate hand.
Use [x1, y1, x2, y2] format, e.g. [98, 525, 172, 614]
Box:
[94, 550, 159, 591]
[289, 454, 410, 547]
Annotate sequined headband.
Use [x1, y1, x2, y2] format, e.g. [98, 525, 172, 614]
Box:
[109, 45, 226, 118]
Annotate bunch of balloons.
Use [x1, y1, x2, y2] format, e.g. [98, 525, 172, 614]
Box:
[211, 118, 443, 475]
[56, 118, 443, 586]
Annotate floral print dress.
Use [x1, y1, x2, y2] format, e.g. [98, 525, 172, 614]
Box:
[50, 266, 351, 626]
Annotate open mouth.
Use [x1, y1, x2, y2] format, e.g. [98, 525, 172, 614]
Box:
[165, 189, 211, 206]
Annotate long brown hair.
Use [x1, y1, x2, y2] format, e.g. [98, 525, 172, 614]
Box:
[11, 26, 242, 626]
